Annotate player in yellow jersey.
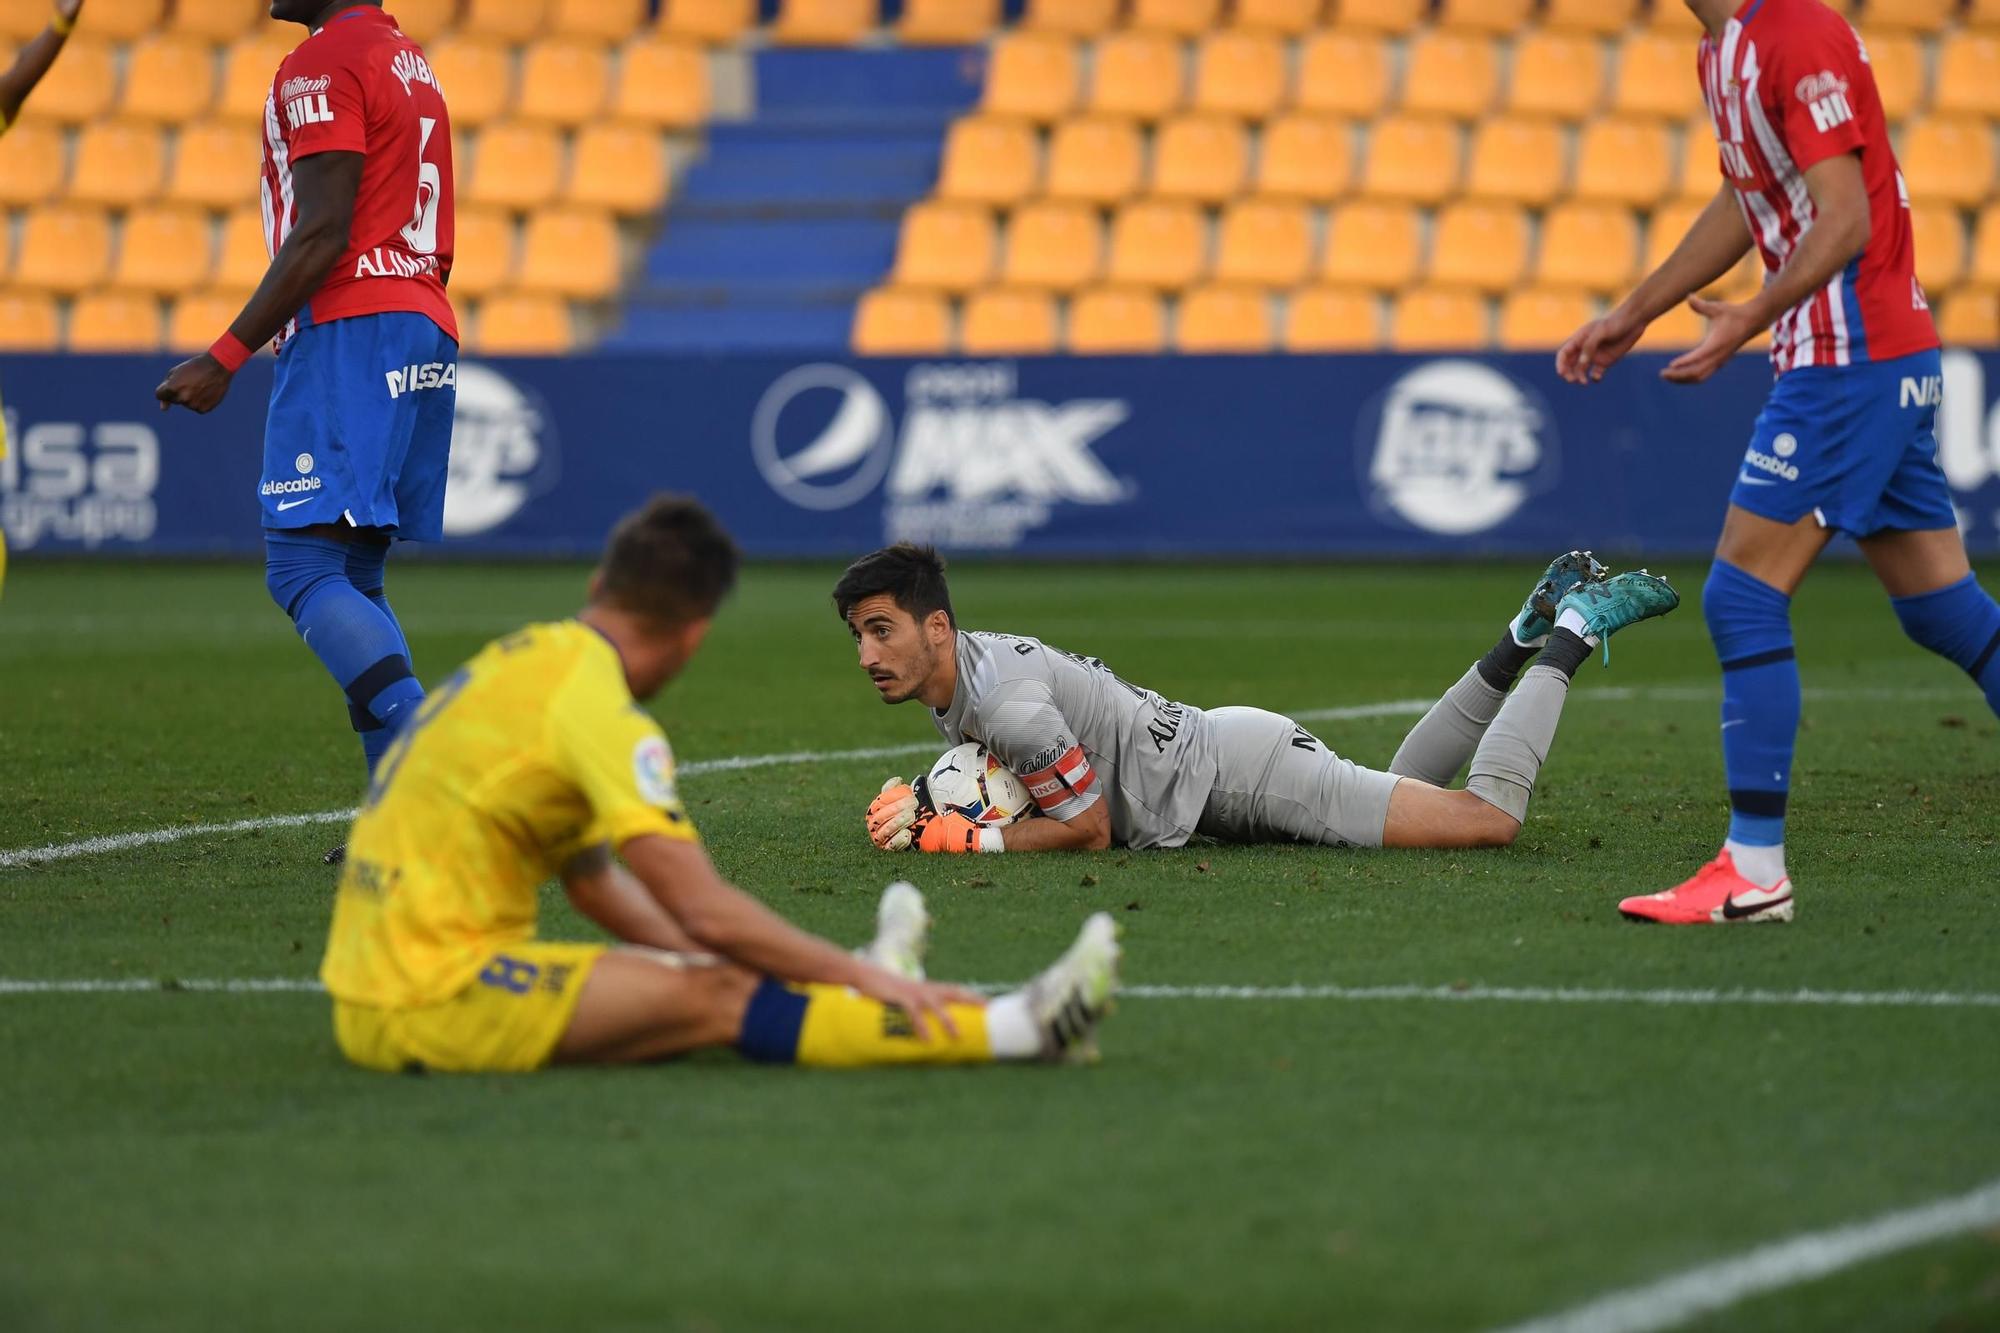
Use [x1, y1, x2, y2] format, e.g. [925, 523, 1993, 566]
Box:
[322, 494, 1118, 1073]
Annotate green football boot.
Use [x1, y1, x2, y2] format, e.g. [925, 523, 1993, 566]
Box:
[1555, 570, 1681, 664]
[1509, 550, 1610, 646]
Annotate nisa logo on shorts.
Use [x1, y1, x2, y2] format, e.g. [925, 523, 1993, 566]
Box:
[385, 361, 457, 400]
[1900, 375, 1944, 408]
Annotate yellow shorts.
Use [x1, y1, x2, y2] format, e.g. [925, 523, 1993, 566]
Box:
[333, 942, 606, 1073]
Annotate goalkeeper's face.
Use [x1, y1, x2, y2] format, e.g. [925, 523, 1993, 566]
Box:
[846, 594, 947, 706]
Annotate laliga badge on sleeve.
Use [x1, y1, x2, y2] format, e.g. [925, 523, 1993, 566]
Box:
[632, 735, 677, 808]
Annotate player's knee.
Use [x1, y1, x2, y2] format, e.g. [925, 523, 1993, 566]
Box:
[263, 533, 347, 619]
[681, 961, 760, 1042]
[1702, 560, 1792, 657]
[1464, 795, 1521, 848]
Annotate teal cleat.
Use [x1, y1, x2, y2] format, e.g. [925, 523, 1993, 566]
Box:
[1555, 570, 1681, 664]
[1510, 550, 1610, 646]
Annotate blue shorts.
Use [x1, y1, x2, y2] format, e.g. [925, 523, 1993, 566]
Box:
[260, 311, 458, 540]
[1729, 348, 1956, 538]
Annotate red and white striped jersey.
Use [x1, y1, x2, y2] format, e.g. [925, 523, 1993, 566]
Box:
[260, 5, 456, 346]
[1696, 0, 1935, 374]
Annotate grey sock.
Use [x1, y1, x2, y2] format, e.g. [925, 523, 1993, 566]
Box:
[1389, 664, 1507, 785]
[1464, 663, 1572, 823]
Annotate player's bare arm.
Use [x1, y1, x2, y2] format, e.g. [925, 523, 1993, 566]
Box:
[156, 151, 364, 415]
[1663, 154, 1871, 385]
[1557, 185, 1752, 385]
[0, 0, 83, 127]
[560, 844, 701, 953]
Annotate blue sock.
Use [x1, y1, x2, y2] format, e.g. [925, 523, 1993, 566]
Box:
[1891, 573, 2000, 718]
[1703, 560, 1799, 849]
[265, 532, 427, 776]
[341, 538, 422, 770]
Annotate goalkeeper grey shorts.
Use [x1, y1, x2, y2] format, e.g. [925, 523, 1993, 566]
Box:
[1195, 706, 1400, 849]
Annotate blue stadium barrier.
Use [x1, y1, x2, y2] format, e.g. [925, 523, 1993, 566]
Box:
[4, 352, 1997, 559]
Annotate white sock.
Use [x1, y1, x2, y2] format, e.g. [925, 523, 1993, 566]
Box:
[983, 991, 1038, 1060]
[1555, 606, 1600, 647]
[1724, 839, 1788, 890]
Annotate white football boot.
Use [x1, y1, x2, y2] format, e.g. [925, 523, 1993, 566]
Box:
[856, 881, 930, 980]
[1022, 912, 1121, 1064]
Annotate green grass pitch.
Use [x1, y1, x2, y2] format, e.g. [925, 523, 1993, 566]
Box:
[2, 557, 1996, 1332]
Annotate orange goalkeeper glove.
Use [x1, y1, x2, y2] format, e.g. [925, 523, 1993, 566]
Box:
[867, 778, 922, 851]
[912, 810, 988, 854]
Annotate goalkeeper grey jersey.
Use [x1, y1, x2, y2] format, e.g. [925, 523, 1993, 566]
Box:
[932, 630, 1218, 850]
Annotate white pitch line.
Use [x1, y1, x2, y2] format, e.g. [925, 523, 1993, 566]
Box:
[1488, 1174, 2000, 1333]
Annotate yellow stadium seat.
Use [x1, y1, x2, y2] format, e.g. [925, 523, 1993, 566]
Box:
[1401, 31, 1499, 120]
[76, 0, 166, 41]
[1498, 288, 1596, 350]
[516, 40, 612, 127]
[1537, 202, 1639, 293]
[1859, 29, 1923, 123]
[1067, 286, 1167, 353]
[853, 287, 953, 354]
[1436, 0, 1532, 33]
[771, 0, 875, 45]
[474, 294, 574, 354]
[613, 38, 712, 126]
[1192, 31, 1287, 120]
[1542, 0, 1641, 34]
[385, 0, 459, 44]
[1131, 0, 1223, 36]
[1045, 117, 1145, 204]
[168, 120, 261, 209]
[121, 36, 218, 124]
[981, 33, 1079, 122]
[1969, 0, 2000, 29]
[450, 208, 518, 299]
[1613, 32, 1702, 120]
[1934, 34, 2000, 118]
[215, 205, 270, 290]
[1390, 287, 1487, 350]
[1676, 119, 1725, 200]
[659, 0, 756, 44]
[1901, 119, 1997, 207]
[68, 290, 164, 351]
[516, 209, 620, 299]
[16, 36, 115, 122]
[464, 0, 551, 41]
[1213, 198, 1314, 286]
[1107, 200, 1208, 290]
[1002, 201, 1102, 289]
[959, 286, 1059, 354]
[1359, 116, 1461, 205]
[1089, 31, 1185, 121]
[1428, 201, 1530, 292]
[0, 291, 59, 349]
[114, 207, 213, 293]
[16, 206, 113, 293]
[1910, 205, 1967, 296]
[1856, 0, 1952, 31]
[69, 121, 167, 207]
[898, 0, 999, 44]
[166, 289, 248, 352]
[429, 38, 515, 129]
[1282, 285, 1379, 350]
[1971, 205, 2000, 286]
[1021, 0, 1119, 36]
[1574, 117, 1673, 206]
[1255, 114, 1353, 201]
[937, 117, 1041, 204]
[1296, 32, 1391, 119]
[1648, 0, 1701, 31]
[1177, 285, 1272, 352]
[0, 0, 53, 38]
[1328, 0, 1426, 34]
[1320, 200, 1421, 291]
[1937, 288, 2000, 346]
[1232, 0, 1323, 35]
[1643, 200, 1760, 300]
[168, 0, 263, 41]
[891, 200, 997, 291]
[567, 121, 669, 214]
[0, 120, 65, 206]
[1150, 115, 1249, 203]
[1463, 116, 1566, 207]
[552, 0, 650, 41]
[467, 122, 566, 209]
[218, 33, 295, 123]
[1636, 298, 1704, 350]
[1506, 32, 1604, 120]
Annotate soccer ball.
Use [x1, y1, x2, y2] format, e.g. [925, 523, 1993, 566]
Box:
[919, 742, 1035, 826]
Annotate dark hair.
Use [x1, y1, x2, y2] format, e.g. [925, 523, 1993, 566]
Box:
[831, 542, 956, 629]
[594, 494, 739, 626]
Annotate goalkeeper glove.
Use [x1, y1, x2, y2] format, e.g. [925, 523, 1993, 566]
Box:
[912, 810, 992, 854]
[867, 778, 922, 851]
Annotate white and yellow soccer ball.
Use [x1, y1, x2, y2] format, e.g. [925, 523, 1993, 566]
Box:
[919, 742, 1035, 827]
